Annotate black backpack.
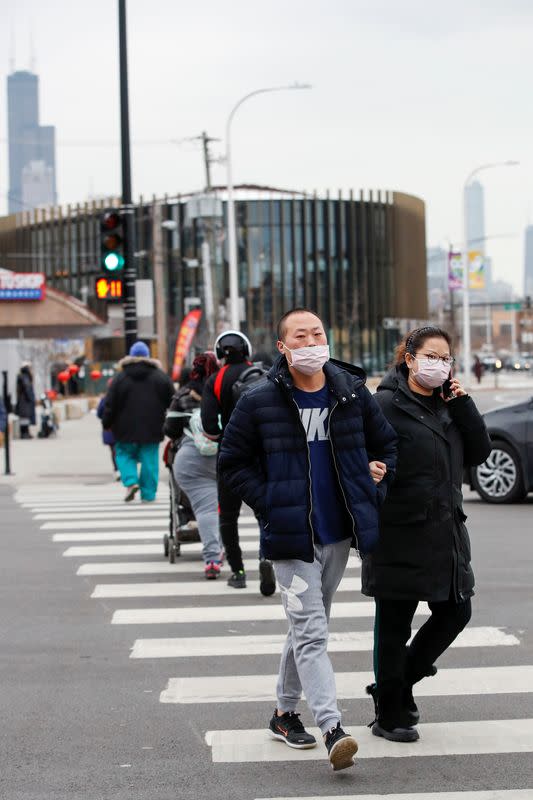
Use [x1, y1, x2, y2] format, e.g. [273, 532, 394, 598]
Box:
[231, 363, 269, 403]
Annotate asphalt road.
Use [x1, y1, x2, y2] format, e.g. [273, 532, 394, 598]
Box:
[1, 388, 532, 800]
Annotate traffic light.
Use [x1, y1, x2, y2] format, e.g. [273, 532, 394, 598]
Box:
[100, 209, 125, 272]
[95, 276, 123, 301]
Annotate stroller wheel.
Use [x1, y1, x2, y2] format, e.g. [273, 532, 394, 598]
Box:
[163, 534, 169, 558]
[169, 541, 181, 563]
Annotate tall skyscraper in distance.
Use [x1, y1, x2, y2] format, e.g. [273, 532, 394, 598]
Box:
[7, 69, 56, 214]
[465, 180, 485, 253]
[524, 225, 533, 298]
[464, 178, 493, 293]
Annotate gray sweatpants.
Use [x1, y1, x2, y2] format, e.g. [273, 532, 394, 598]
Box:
[274, 538, 351, 734]
[172, 438, 221, 564]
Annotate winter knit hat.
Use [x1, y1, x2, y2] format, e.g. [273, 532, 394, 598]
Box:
[129, 341, 150, 358]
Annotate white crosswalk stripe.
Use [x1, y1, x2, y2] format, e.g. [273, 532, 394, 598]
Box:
[13, 482, 533, 794]
[113, 600, 422, 626]
[205, 720, 533, 762]
[62, 540, 263, 557]
[161, 665, 533, 704]
[130, 626, 518, 660]
[92, 575, 362, 598]
[53, 528, 261, 542]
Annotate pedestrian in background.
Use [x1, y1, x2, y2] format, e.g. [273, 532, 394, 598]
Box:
[219, 308, 397, 771]
[97, 379, 119, 480]
[362, 326, 491, 743]
[165, 352, 222, 579]
[473, 355, 484, 384]
[16, 362, 36, 439]
[201, 330, 276, 594]
[103, 341, 174, 502]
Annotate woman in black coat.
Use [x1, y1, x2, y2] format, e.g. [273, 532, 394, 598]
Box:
[16, 363, 36, 439]
[361, 326, 491, 743]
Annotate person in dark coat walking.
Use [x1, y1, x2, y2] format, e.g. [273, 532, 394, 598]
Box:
[102, 341, 174, 502]
[362, 326, 492, 743]
[218, 308, 397, 771]
[97, 379, 119, 479]
[16, 362, 36, 439]
[201, 330, 276, 594]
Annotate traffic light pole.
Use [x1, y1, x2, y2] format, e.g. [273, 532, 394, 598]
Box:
[118, 0, 137, 352]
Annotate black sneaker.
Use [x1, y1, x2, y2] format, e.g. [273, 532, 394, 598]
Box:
[124, 484, 139, 502]
[269, 710, 317, 749]
[227, 570, 246, 589]
[366, 681, 419, 726]
[259, 559, 276, 596]
[371, 721, 420, 743]
[324, 722, 358, 770]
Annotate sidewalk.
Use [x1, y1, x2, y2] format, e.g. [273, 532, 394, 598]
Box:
[0, 411, 164, 488]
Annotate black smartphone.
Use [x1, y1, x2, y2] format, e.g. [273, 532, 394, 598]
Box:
[442, 370, 453, 399]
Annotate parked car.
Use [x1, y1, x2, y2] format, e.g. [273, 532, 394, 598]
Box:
[480, 356, 503, 373]
[468, 396, 533, 503]
[507, 356, 532, 372]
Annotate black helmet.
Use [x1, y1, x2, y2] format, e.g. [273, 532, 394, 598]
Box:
[215, 330, 252, 362]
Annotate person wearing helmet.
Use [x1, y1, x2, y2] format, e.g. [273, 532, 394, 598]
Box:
[201, 330, 276, 595]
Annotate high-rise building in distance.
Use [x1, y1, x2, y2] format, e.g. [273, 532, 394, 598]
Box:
[524, 225, 533, 298]
[464, 179, 493, 294]
[465, 180, 485, 253]
[7, 69, 56, 214]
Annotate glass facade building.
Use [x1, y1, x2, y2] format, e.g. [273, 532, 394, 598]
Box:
[0, 188, 427, 372]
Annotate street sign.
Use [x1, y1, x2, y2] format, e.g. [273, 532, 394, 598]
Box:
[95, 277, 123, 302]
[0, 272, 46, 301]
[504, 302, 522, 310]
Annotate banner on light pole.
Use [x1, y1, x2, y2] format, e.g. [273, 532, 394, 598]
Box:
[448, 252, 463, 290]
[448, 250, 486, 290]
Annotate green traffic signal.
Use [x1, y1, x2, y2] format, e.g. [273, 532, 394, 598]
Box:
[101, 209, 125, 273]
[103, 251, 125, 271]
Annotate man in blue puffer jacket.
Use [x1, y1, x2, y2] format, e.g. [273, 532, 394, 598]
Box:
[218, 308, 397, 771]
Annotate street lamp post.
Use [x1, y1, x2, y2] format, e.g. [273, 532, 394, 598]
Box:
[461, 160, 519, 389]
[225, 83, 311, 330]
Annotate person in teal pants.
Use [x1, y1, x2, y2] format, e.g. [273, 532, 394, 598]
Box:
[114, 442, 161, 502]
[102, 341, 175, 503]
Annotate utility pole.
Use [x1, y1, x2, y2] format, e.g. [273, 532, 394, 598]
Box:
[2, 371, 13, 475]
[152, 200, 169, 371]
[118, 0, 137, 352]
[191, 131, 220, 192]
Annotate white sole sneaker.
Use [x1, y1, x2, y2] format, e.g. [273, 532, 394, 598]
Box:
[328, 735, 358, 770]
[269, 730, 317, 750]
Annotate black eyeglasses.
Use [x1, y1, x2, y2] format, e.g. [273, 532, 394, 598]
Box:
[417, 352, 455, 366]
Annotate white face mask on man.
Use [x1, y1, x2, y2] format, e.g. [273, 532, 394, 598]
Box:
[283, 344, 330, 375]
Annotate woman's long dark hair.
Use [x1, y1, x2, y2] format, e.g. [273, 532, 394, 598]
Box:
[189, 352, 218, 382]
[394, 326, 452, 366]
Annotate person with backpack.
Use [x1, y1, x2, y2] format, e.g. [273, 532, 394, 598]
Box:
[164, 352, 223, 580]
[218, 308, 397, 770]
[201, 330, 275, 594]
[102, 341, 174, 502]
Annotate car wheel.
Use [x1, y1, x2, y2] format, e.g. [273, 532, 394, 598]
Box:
[472, 440, 526, 503]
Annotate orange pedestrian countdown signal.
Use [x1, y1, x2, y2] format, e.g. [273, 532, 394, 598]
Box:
[95, 277, 123, 301]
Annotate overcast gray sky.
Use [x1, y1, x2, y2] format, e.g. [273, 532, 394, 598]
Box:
[2, 0, 532, 291]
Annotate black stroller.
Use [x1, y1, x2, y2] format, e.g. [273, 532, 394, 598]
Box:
[162, 440, 200, 562]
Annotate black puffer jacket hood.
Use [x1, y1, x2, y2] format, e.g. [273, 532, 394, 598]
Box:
[118, 355, 162, 380]
[102, 356, 174, 443]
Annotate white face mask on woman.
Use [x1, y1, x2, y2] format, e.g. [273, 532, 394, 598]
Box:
[411, 358, 450, 389]
[283, 344, 330, 375]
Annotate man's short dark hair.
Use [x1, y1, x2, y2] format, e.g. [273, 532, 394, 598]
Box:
[277, 308, 323, 340]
